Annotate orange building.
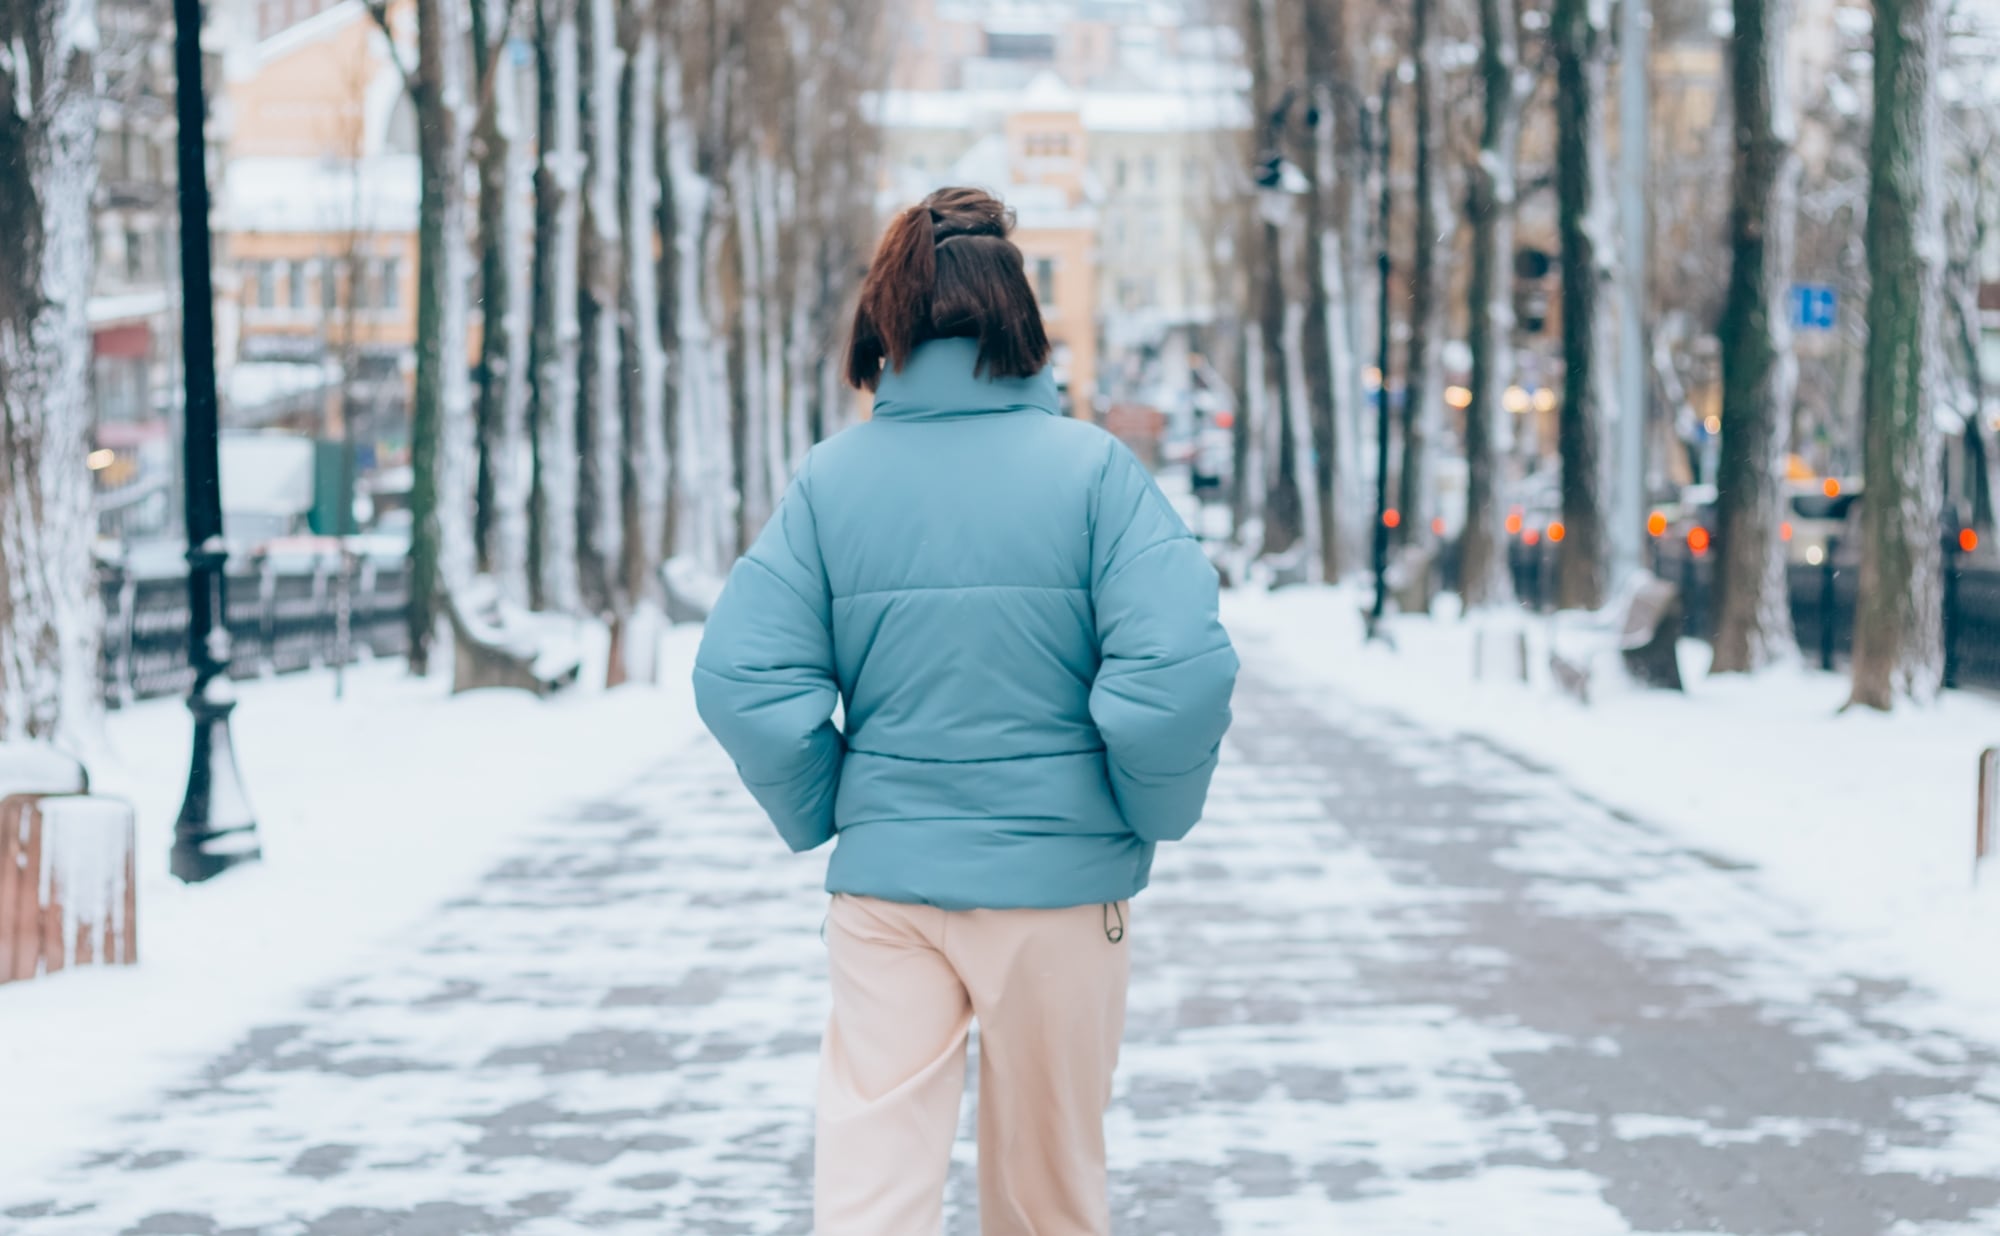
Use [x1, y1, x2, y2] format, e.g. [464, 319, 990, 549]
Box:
[219, 0, 423, 452]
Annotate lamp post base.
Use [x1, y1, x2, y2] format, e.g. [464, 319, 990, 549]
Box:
[170, 691, 261, 883]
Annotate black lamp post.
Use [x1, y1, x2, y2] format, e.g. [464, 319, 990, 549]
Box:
[170, 0, 261, 882]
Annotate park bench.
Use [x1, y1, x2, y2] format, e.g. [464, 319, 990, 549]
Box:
[448, 580, 584, 696]
[661, 556, 724, 624]
[0, 746, 138, 985]
[1545, 572, 1686, 704]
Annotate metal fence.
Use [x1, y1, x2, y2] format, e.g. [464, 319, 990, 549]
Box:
[97, 552, 411, 707]
[1506, 537, 2000, 691]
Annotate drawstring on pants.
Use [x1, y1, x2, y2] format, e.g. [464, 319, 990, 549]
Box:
[1102, 902, 1125, 944]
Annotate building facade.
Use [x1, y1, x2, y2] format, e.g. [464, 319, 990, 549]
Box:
[89, 0, 208, 541]
[874, 0, 1246, 422]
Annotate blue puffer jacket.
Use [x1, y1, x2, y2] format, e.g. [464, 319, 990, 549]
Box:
[692, 337, 1238, 910]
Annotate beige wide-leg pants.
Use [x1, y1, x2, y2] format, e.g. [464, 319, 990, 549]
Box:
[814, 892, 1132, 1236]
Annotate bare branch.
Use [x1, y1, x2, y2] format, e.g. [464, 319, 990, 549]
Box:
[473, 0, 522, 133]
[363, 0, 419, 96]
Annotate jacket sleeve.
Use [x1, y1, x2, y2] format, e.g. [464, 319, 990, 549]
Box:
[692, 458, 844, 852]
[1087, 440, 1239, 843]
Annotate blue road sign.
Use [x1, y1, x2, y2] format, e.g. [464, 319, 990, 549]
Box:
[1791, 283, 1838, 332]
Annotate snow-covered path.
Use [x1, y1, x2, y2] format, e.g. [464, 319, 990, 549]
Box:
[6, 642, 2000, 1234]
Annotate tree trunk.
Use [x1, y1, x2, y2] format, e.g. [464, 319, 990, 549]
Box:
[1461, 0, 1520, 610]
[406, 0, 476, 674]
[1300, 0, 1355, 583]
[470, 0, 504, 580]
[1711, 0, 1800, 673]
[1850, 0, 1944, 709]
[575, 0, 623, 617]
[617, 0, 666, 609]
[654, 16, 682, 560]
[1245, 0, 1302, 557]
[1947, 146, 1994, 536]
[1398, 0, 1445, 593]
[527, 0, 582, 612]
[469, 0, 531, 606]
[0, 0, 97, 738]
[1552, 0, 1616, 610]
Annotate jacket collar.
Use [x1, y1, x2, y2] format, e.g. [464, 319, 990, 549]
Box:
[870, 337, 1062, 421]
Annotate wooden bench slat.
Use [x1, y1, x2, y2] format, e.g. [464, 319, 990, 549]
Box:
[0, 793, 138, 984]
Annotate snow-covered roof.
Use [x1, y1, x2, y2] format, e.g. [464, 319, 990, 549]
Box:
[225, 154, 420, 235]
[228, 359, 343, 412]
[0, 745, 88, 798]
[947, 132, 1012, 187]
[869, 87, 1249, 134]
[1017, 70, 1079, 111]
[89, 289, 172, 326]
[247, 0, 366, 72]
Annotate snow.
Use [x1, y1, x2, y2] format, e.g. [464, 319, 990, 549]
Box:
[867, 87, 1250, 135]
[37, 797, 135, 967]
[219, 431, 317, 517]
[0, 627, 707, 1184]
[0, 743, 88, 796]
[225, 359, 343, 412]
[1226, 586, 2000, 1042]
[85, 288, 171, 326]
[223, 155, 421, 235]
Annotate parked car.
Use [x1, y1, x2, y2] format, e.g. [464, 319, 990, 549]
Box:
[1783, 479, 1862, 566]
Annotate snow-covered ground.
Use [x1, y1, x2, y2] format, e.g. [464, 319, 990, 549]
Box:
[0, 624, 708, 1185]
[1227, 585, 2000, 1044]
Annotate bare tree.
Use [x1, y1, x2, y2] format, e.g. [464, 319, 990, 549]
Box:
[0, 0, 97, 737]
[1550, 0, 1616, 609]
[574, 0, 625, 616]
[1943, 118, 1996, 534]
[368, 0, 493, 673]
[1711, 0, 1800, 672]
[616, 0, 667, 668]
[1300, 0, 1360, 581]
[1245, 0, 1303, 556]
[1397, 0, 1446, 602]
[470, 0, 532, 602]
[1460, 0, 1523, 609]
[527, 0, 582, 611]
[1850, 0, 1945, 709]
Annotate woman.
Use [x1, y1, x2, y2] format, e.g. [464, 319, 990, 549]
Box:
[693, 186, 1237, 1235]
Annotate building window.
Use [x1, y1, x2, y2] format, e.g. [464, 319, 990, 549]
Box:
[322, 260, 339, 312]
[1034, 257, 1056, 307]
[125, 228, 145, 282]
[289, 260, 308, 310]
[1025, 132, 1070, 158]
[985, 31, 1055, 60]
[255, 261, 277, 309]
[1141, 154, 1157, 188]
[1114, 156, 1127, 189]
[378, 257, 401, 310]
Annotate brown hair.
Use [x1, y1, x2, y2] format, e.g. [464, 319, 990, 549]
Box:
[845, 187, 1052, 390]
